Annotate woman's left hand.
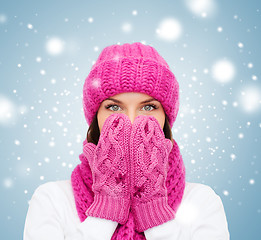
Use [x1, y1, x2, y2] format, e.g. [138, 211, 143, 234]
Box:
[129, 115, 175, 232]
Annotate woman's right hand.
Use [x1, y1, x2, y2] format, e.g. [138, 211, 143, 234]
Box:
[83, 113, 132, 225]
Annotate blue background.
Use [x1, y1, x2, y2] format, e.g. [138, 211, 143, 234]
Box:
[0, 0, 260, 239]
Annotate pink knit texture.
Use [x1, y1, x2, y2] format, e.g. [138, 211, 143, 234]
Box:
[130, 114, 175, 232]
[82, 42, 179, 129]
[83, 113, 132, 224]
[71, 113, 186, 239]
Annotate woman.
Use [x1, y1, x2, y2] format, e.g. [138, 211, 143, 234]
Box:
[23, 42, 230, 239]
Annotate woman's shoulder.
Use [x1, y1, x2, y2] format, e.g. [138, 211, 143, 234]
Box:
[183, 181, 221, 204]
[184, 181, 219, 197]
[33, 179, 71, 191]
[31, 179, 73, 203]
[176, 181, 223, 224]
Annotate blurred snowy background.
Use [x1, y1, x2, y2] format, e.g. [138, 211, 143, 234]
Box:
[0, 0, 260, 239]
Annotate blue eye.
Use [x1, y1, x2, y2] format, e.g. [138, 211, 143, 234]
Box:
[105, 104, 158, 111]
[105, 104, 121, 111]
[142, 104, 158, 111]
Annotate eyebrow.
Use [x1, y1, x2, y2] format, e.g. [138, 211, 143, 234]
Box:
[106, 97, 157, 104]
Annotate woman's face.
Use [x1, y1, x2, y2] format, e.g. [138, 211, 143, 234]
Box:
[97, 92, 166, 133]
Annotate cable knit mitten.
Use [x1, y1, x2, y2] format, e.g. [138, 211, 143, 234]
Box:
[83, 113, 132, 224]
[130, 115, 175, 232]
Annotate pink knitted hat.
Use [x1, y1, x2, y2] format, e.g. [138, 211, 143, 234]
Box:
[82, 42, 180, 128]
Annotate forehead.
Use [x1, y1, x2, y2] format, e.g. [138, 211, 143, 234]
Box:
[105, 97, 159, 104]
[105, 92, 158, 103]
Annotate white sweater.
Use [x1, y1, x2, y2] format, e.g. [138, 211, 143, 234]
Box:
[23, 180, 230, 240]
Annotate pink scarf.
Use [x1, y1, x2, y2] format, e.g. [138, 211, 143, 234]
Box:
[71, 138, 186, 239]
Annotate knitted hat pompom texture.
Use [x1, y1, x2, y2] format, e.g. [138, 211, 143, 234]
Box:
[82, 42, 180, 128]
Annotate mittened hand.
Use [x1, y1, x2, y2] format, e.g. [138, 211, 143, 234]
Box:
[83, 113, 132, 225]
[82, 113, 175, 230]
[129, 115, 175, 232]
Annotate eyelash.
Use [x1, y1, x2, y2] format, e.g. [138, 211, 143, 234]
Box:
[105, 103, 158, 111]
